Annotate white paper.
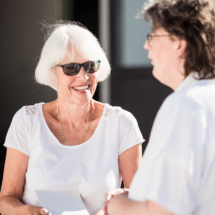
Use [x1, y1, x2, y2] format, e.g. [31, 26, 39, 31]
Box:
[36, 190, 89, 215]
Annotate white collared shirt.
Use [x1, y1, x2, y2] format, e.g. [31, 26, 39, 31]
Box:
[129, 73, 215, 215]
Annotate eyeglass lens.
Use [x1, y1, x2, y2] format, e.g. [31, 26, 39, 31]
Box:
[147, 33, 152, 43]
[63, 61, 100, 76]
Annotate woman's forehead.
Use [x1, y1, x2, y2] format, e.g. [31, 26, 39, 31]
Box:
[58, 42, 99, 65]
[60, 49, 92, 64]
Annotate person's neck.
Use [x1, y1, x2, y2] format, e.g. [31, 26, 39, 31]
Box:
[164, 63, 186, 91]
[169, 72, 185, 91]
[56, 98, 93, 128]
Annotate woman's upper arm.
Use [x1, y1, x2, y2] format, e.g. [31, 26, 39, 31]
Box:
[0, 147, 29, 200]
[118, 143, 142, 188]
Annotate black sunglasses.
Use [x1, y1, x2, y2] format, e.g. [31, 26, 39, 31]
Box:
[56, 60, 101, 76]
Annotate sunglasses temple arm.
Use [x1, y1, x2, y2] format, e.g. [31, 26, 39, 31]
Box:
[56, 65, 65, 70]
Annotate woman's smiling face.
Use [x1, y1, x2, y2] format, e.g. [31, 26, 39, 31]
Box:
[55, 49, 99, 106]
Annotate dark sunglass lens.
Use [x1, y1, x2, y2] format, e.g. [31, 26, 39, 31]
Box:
[83, 62, 91, 73]
[64, 64, 80, 76]
[86, 61, 100, 73]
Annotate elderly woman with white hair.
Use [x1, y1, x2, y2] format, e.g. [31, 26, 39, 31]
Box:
[0, 22, 144, 215]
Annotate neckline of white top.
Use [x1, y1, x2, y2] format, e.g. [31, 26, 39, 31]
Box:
[40, 102, 107, 148]
[175, 72, 198, 92]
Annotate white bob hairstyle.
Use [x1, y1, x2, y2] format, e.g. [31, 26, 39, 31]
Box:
[35, 21, 111, 90]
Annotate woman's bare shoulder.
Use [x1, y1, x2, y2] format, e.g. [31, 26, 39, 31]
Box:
[43, 101, 56, 114]
[93, 100, 105, 119]
[93, 100, 105, 111]
[42, 100, 58, 124]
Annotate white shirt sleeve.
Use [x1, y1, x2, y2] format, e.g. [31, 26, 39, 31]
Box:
[118, 109, 144, 155]
[129, 97, 206, 215]
[129, 151, 195, 215]
[4, 107, 29, 156]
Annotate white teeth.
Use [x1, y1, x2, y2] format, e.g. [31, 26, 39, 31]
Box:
[73, 85, 89, 91]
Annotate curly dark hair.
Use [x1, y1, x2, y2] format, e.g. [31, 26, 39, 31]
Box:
[139, 0, 215, 79]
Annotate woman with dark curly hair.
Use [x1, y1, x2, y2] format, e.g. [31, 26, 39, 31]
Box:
[102, 0, 215, 215]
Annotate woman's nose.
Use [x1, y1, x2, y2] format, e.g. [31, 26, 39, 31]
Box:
[144, 40, 150, 50]
[77, 67, 89, 81]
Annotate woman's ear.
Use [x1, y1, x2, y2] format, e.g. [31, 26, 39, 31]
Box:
[176, 39, 187, 58]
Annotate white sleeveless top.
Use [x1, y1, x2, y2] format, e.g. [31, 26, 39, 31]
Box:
[4, 103, 144, 215]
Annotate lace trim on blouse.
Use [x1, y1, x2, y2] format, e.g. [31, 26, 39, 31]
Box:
[25, 103, 119, 118]
[25, 104, 41, 116]
[104, 106, 119, 117]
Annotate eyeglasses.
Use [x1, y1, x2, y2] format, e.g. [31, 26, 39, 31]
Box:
[147, 33, 170, 44]
[56, 60, 101, 76]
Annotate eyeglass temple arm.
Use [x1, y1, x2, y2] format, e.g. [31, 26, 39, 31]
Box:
[56, 65, 65, 69]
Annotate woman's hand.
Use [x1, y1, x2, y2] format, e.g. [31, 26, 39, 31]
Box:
[103, 188, 129, 215]
[95, 210, 104, 215]
[26, 205, 52, 215]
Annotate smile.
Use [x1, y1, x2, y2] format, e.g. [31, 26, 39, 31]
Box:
[72, 85, 90, 91]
